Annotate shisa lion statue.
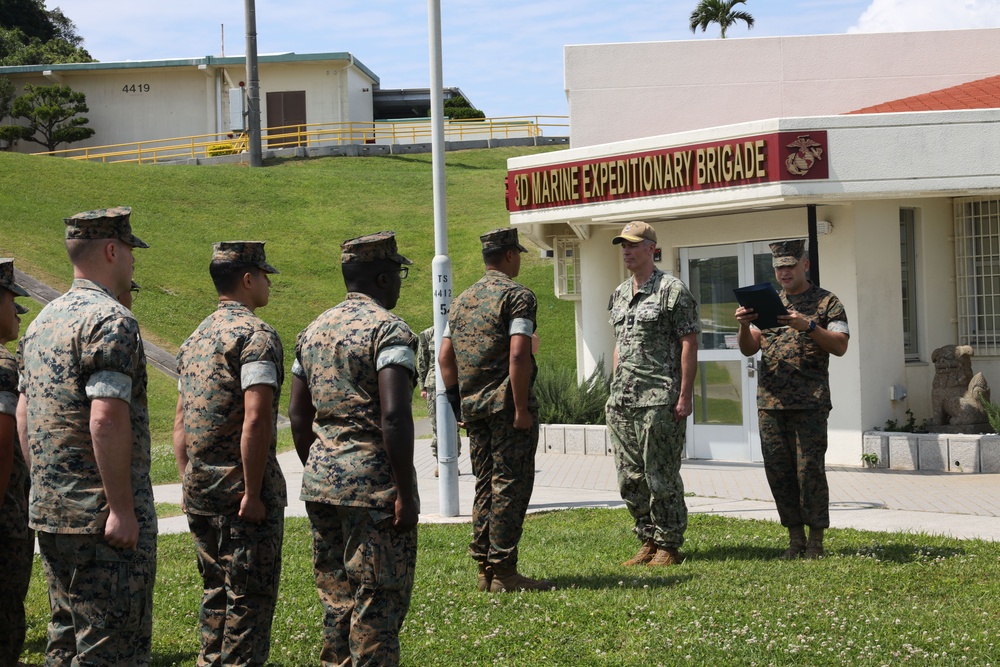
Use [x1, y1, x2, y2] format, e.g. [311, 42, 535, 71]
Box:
[931, 344, 990, 428]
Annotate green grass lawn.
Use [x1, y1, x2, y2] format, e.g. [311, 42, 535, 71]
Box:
[1, 146, 576, 484]
[17, 510, 1000, 666]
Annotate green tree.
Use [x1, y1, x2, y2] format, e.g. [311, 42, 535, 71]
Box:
[0, 83, 95, 151]
[444, 95, 486, 120]
[0, 0, 92, 65]
[0, 76, 13, 118]
[689, 0, 754, 39]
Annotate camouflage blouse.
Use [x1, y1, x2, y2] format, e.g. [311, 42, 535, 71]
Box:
[0, 345, 30, 540]
[757, 283, 849, 411]
[294, 292, 417, 510]
[177, 301, 286, 516]
[446, 269, 537, 422]
[608, 269, 701, 409]
[19, 279, 155, 535]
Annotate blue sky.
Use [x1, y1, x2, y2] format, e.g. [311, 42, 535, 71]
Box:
[50, 0, 1000, 118]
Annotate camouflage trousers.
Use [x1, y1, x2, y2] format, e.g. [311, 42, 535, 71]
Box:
[0, 535, 33, 667]
[37, 530, 156, 667]
[759, 409, 831, 529]
[465, 407, 539, 570]
[426, 392, 460, 459]
[306, 502, 417, 667]
[606, 403, 688, 548]
[187, 509, 284, 667]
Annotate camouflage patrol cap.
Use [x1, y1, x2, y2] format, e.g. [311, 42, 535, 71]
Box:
[480, 227, 527, 253]
[211, 241, 279, 274]
[769, 239, 807, 267]
[341, 231, 412, 265]
[612, 220, 657, 245]
[0, 258, 29, 314]
[64, 207, 149, 248]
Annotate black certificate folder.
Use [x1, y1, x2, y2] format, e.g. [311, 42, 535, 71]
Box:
[733, 283, 789, 329]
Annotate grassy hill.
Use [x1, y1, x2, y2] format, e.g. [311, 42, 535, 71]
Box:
[0, 146, 574, 481]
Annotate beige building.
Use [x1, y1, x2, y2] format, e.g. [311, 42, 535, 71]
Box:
[0, 51, 378, 152]
[510, 28, 1000, 468]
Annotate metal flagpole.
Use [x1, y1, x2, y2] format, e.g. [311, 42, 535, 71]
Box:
[428, 0, 459, 516]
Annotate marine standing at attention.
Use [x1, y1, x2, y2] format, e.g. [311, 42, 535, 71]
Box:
[438, 227, 555, 593]
[19, 207, 157, 665]
[174, 241, 286, 665]
[289, 232, 419, 667]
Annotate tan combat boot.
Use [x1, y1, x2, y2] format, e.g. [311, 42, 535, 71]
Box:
[622, 539, 658, 566]
[781, 526, 807, 560]
[477, 563, 493, 592]
[489, 566, 556, 592]
[647, 546, 680, 566]
[805, 527, 824, 559]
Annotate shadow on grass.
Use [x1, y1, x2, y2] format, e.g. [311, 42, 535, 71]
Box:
[839, 542, 967, 563]
[553, 572, 694, 591]
[685, 545, 787, 562]
[152, 649, 199, 667]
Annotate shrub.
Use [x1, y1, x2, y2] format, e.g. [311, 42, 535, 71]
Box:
[979, 394, 1000, 433]
[206, 141, 238, 157]
[536, 359, 610, 425]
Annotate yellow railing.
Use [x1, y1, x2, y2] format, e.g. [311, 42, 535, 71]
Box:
[35, 116, 568, 164]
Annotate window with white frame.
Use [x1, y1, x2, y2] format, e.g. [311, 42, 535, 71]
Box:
[900, 209, 919, 359]
[955, 197, 1000, 354]
[554, 237, 581, 299]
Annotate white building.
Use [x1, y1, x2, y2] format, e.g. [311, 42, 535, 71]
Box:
[0, 52, 378, 152]
[509, 28, 1000, 467]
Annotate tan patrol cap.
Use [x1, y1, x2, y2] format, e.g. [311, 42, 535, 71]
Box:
[612, 221, 657, 245]
[65, 207, 149, 248]
[341, 231, 412, 265]
[212, 241, 279, 274]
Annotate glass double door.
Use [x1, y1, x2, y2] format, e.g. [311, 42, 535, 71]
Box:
[680, 242, 778, 462]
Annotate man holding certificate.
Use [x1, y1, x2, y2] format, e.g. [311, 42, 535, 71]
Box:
[735, 240, 849, 559]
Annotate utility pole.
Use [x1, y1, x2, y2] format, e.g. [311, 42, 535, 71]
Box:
[244, 0, 262, 167]
[429, 0, 459, 516]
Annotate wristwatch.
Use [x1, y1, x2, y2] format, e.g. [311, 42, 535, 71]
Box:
[807, 320, 817, 334]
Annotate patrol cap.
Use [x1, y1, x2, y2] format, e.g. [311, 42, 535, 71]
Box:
[211, 241, 279, 274]
[612, 221, 657, 245]
[341, 231, 412, 266]
[64, 207, 149, 249]
[769, 239, 807, 267]
[480, 227, 527, 253]
[0, 258, 29, 314]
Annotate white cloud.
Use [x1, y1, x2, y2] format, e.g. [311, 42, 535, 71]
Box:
[849, 0, 1000, 32]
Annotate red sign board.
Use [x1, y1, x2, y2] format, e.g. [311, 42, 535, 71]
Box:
[505, 131, 828, 212]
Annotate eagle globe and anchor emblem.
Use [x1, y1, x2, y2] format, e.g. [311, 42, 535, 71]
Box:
[785, 134, 824, 176]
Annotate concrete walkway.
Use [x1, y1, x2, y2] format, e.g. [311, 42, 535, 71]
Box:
[155, 427, 1000, 542]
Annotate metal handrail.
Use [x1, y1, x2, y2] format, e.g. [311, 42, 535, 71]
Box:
[33, 116, 568, 164]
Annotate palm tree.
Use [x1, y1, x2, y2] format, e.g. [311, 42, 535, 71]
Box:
[689, 0, 755, 39]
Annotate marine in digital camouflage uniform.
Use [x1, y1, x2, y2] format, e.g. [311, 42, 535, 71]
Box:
[288, 232, 418, 667]
[735, 240, 850, 559]
[174, 241, 286, 667]
[416, 325, 460, 474]
[438, 227, 554, 593]
[18, 207, 157, 665]
[605, 221, 700, 568]
[0, 259, 31, 667]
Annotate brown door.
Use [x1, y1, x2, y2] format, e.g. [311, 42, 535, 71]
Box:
[266, 91, 307, 147]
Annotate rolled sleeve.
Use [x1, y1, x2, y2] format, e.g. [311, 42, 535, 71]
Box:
[0, 391, 16, 416]
[509, 317, 534, 337]
[241, 360, 279, 390]
[828, 320, 850, 335]
[376, 345, 416, 373]
[291, 358, 305, 378]
[85, 370, 133, 401]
